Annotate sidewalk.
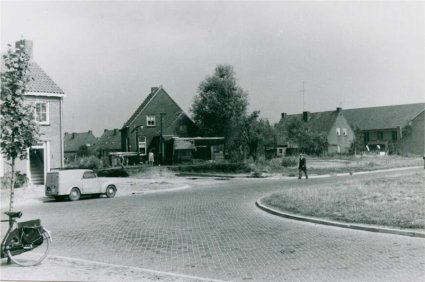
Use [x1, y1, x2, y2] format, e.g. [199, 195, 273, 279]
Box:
[0, 254, 223, 282]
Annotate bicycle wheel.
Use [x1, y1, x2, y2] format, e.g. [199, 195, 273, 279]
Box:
[7, 229, 51, 267]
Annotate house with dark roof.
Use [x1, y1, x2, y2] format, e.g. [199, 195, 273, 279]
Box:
[1, 40, 65, 185]
[95, 129, 122, 165]
[276, 103, 424, 156]
[64, 131, 97, 162]
[121, 86, 199, 164]
[276, 107, 355, 155]
[343, 103, 424, 155]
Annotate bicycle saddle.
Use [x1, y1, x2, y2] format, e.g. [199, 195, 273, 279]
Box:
[4, 211, 22, 218]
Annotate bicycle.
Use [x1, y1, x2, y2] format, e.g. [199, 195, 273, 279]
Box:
[1, 211, 52, 266]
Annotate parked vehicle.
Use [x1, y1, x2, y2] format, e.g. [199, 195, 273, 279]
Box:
[45, 169, 117, 201]
[1, 211, 51, 266]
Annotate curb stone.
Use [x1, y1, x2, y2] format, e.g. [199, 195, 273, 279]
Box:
[256, 199, 425, 239]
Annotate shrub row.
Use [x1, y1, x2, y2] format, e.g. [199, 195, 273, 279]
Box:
[169, 162, 252, 173]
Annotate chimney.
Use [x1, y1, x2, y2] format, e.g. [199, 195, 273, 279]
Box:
[303, 111, 310, 122]
[151, 87, 159, 94]
[65, 132, 68, 135]
[281, 112, 287, 120]
[88, 130, 92, 135]
[15, 40, 33, 60]
[72, 133, 76, 139]
[114, 129, 118, 135]
[336, 107, 342, 113]
[104, 129, 108, 133]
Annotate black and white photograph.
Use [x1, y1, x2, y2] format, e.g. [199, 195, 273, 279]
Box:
[1, 1, 424, 281]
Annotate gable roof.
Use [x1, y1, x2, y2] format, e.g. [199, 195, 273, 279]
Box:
[122, 87, 161, 129]
[64, 131, 97, 152]
[1, 56, 64, 95]
[122, 86, 195, 129]
[95, 129, 121, 151]
[343, 103, 425, 130]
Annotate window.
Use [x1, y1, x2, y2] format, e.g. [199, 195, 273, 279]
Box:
[146, 115, 156, 126]
[83, 171, 96, 179]
[35, 102, 49, 124]
[342, 128, 347, 136]
[336, 128, 341, 136]
[179, 125, 187, 134]
[377, 132, 384, 140]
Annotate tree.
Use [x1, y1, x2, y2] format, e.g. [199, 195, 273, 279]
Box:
[77, 144, 92, 157]
[191, 65, 248, 138]
[286, 119, 328, 155]
[240, 111, 275, 162]
[1, 43, 39, 212]
[191, 65, 249, 160]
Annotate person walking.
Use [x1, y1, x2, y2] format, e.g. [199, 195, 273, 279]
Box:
[298, 153, 308, 179]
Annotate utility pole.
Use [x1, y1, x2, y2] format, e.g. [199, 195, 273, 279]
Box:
[159, 113, 166, 164]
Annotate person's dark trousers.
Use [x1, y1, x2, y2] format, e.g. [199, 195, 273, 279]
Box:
[298, 168, 308, 179]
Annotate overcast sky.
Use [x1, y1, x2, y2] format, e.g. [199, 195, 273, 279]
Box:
[1, 1, 424, 136]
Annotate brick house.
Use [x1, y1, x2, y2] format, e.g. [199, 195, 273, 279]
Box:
[1, 40, 65, 184]
[64, 131, 97, 162]
[121, 86, 199, 164]
[343, 103, 424, 155]
[276, 107, 355, 155]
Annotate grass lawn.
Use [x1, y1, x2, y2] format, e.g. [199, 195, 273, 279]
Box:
[256, 155, 423, 176]
[262, 170, 425, 230]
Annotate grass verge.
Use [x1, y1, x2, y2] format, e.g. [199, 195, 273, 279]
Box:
[262, 171, 425, 229]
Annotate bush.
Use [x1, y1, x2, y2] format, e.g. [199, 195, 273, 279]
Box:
[67, 156, 103, 170]
[281, 157, 297, 167]
[96, 168, 129, 177]
[170, 162, 252, 173]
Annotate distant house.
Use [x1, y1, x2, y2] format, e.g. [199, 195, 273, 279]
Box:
[1, 40, 65, 185]
[95, 129, 122, 165]
[343, 103, 424, 155]
[121, 86, 199, 164]
[64, 131, 97, 162]
[276, 107, 355, 155]
[276, 103, 425, 156]
[120, 86, 225, 165]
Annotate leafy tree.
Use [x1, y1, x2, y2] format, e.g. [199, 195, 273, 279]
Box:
[286, 118, 327, 155]
[191, 65, 249, 160]
[351, 127, 365, 155]
[240, 111, 275, 162]
[191, 65, 248, 138]
[1, 43, 39, 211]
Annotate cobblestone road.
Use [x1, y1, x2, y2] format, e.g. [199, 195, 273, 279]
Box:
[11, 171, 425, 281]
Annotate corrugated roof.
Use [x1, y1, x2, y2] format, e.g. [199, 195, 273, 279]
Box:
[1, 57, 64, 95]
[95, 129, 121, 151]
[64, 132, 97, 152]
[343, 103, 424, 130]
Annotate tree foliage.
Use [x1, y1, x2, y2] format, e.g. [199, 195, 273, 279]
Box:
[191, 65, 248, 138]
[286, 118, 328, 155]
[1, 43, 39, 211]
[240, 111, 275, 162]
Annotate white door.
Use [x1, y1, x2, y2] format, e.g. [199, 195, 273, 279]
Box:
[82, 171, 100, 194]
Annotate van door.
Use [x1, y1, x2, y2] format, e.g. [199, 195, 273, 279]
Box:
[82, 171, 100, 194]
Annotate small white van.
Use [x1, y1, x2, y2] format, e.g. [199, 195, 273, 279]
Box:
[45, 169, 117, 201]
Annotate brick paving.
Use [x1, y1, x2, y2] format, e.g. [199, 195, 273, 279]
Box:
[4, 172, 425, 281]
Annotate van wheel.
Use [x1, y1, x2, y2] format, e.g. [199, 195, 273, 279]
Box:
[106, 185, 116, 198]
[69, 188, 81, 201]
